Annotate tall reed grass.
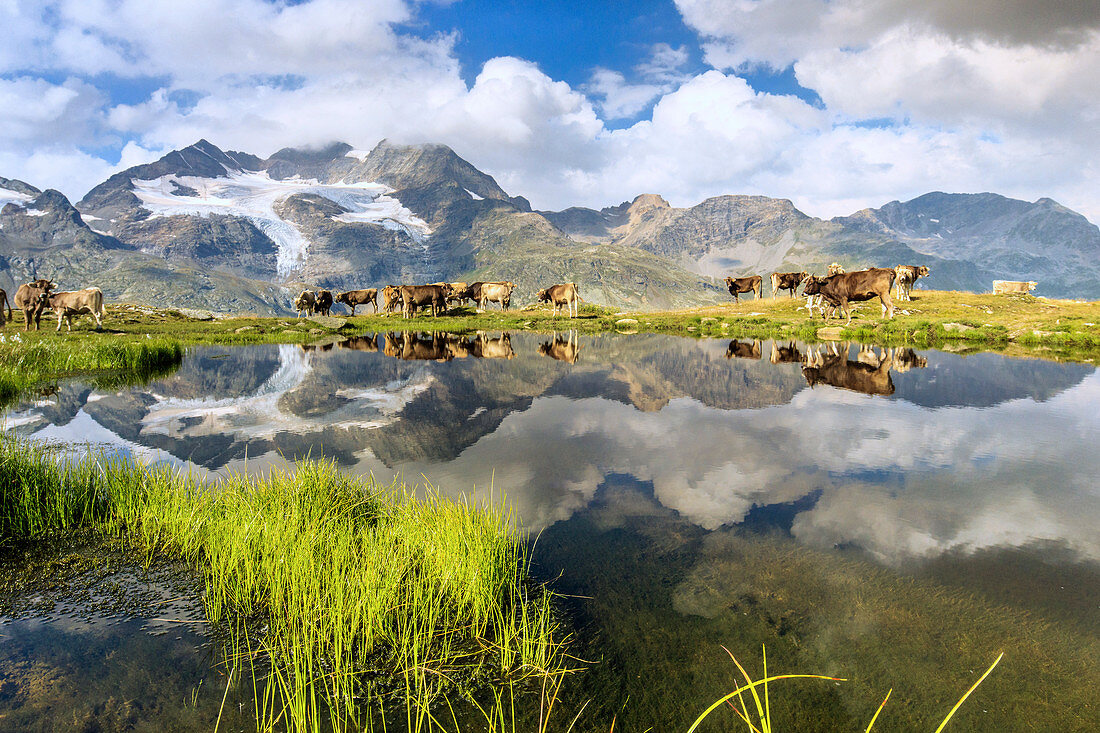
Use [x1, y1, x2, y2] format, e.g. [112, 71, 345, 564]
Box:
[0, 435, 568, 731]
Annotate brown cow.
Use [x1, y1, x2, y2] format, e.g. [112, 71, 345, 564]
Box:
[725, 339, 762, 360]
[470, 281, 516, 312]
[14, 279, 54, 331]
[430, 282, 471, 305]
[894, 265, 930, 301]
[992, 280, 1037, 295]
[770, 271, 809, 299]
[315, 290, 334, 316]
[802, 345, 895, 396]
[805, 263, 845, 316]
[538, 331, 581, 363]
[335, 288, 378, 316]
[802, 268, 896, 325]
[47, 287, 105, 331]
[0, 288, 10, 327]
[399, 284, 451, 318]
[339, 335, 379, 352]
[724, 275, 762, 303]
[294, 290, 316, 318]
[381, 285, 402, 313]
[537, 282, 581, 317]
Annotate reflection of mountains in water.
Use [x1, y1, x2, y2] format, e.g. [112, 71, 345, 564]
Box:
[4, 335, 1093, 472]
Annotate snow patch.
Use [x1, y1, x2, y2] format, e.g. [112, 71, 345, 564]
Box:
[929, 218, 940, 223]
[464, 188, 484, 201]
[131, 170, 431, 279]
[0, 186, 33, 210]
[345, 150, 371, 162]
[24, 209, 47, 217]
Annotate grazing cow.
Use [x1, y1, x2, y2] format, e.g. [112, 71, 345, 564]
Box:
[537, 282, 581, 317]
[725, 339, 762, 360]
[381, 285, 402, 314]
[771, 271, 809, 299]
[315, 290, 334, 316]
[538, 331, 581, 363]
[399, 284, 451, 318]
[992, 280, 1037, 295]
[294, 290, 316, 318]
[724, 275, 762, 303]
[14, 279, 54, 331]
[770, 341, 803, 364]
[0, 288, 10, 327]
[802, 268, 896, 325]
[470, 332, 515, 359]
[47, 287, 105, 331]
[802, 345, 895, 397]
[470, 281, 516, 312]
[805, 263, 845, 316]
[335, 288, 378, 316]
[441, 282, 470, 305]
[894, 265, 930, 301]
[339, 335, 379, 352]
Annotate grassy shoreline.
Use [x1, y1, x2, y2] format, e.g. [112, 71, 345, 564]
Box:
[0, 434, 568, 730]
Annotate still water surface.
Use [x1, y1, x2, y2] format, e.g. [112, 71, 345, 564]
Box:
[4, 333, 1099, 731]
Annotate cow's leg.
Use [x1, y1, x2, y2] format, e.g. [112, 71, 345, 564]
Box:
[881, 292, 894, 319]
[94, 310, 103, 330]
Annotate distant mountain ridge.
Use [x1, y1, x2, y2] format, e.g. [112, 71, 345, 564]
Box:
[2, 140, 1097, 315]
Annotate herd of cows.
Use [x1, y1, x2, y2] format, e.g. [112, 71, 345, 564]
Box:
[293, 281, 582, 320]
[301, 330, 922, 396]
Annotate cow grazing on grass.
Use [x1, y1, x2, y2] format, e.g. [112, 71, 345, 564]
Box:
[802, 268, 896, 325]
[805, 263, 845, 316]
[725, 339, 762, 360]
[399, 284, 451, 318]
[537, 282, 581, 317]
[468, 281, 516, 312]
[992, 280, 1037, 295]
[381, 286, 401, 313]
[315, 290, 334, 316]
[724, 275, 762, 303]
[335, 289, 378, 316]
[294, 290, 316, 318]
[0, 289, 10, 327]
[771, 271, 808, 299]
[538, 331, 581, 363]
[895, 265, 930, 301]
[47, 287, 104, 331]
[14, 279, 54, 331]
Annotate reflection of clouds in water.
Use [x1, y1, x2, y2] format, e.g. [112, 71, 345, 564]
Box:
[27, 411, 188, 469]
[402, 372, 1100, 564]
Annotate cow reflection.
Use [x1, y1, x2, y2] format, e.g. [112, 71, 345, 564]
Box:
[889, 347, 927, 373]
[298, 341, 334, 352]
[339, 335, 379, 352]
[725, 339, 762, 360]
[379, 332, 514, 361]
[769, 341, 803, 364]
[539, 331, 581, 364]
[469, 332, 515, 359]
[802, 343, 895, 396]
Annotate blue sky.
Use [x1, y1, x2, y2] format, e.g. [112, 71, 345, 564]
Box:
[1, 0, 1097, 220]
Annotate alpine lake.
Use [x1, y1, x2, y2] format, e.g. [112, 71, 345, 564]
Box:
[2, 330, 1098, 732]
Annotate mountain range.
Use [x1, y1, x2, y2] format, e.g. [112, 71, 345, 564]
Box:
[2, 140, 1097, 314]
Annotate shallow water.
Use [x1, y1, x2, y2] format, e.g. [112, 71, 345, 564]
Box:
[4, 333, 1099, 731]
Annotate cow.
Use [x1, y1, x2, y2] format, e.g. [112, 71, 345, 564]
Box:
[895, 265, 930, 301]
[47, 287, 105, 331]
[771, 271, 809, 299]
[725, 339, 762, 360]
[381, 285, 402, 314]
[805, 263, 845, 316]
[802, 345, 895, 397]
[769, 341, 803, 364]
[537, 282, 581, 317]
[470, 332, 515, 359]
[335, 288, 378, 316]
[470, 281, 516, 312]
[14, 279, 54, 331]
[399, 284, 451, 318]
[538, 331, 581, 363]
[724, 275, 762, 303]
[429, 282, 471, 306]
[294, 290, 316, 318]
[0, 288, 10, 327]
[992, 280, 1037, 295]
[801, 268, 896, 325]
[339, 335, 379, 352]
[315, 290, 334, 316]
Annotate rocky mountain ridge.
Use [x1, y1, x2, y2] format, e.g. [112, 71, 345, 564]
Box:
[2, 140, 1097, 314]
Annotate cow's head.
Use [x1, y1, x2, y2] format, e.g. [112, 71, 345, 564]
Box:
[536, 288, 550, 302]
[334, 291, 348, 305]
[799, 271, 809, 282]
[918, 266, 930, 277]
[802, 276, 823, 296]
[1028, 281, 1037, 290]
